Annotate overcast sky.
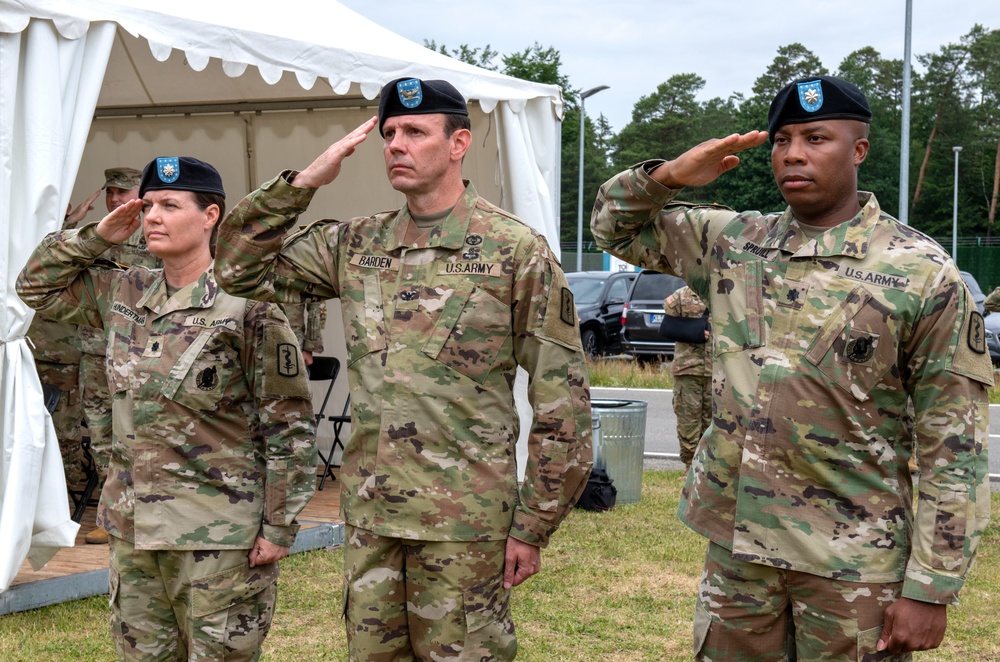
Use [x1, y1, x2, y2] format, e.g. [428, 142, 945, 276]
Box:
[339, 0, 1000, 132]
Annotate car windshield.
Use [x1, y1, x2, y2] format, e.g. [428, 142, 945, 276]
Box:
[568, 277, 606, 306]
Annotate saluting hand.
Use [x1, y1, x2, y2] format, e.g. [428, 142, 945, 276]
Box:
[293, 116, 378, 189]
[651, 130, 769, 189]
[95, 198, 143, 245]
[65, 189, 102, 226]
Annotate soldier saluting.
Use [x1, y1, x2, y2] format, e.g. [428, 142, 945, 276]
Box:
[592, 75, 992, 659]
[17, 156, 317, 660]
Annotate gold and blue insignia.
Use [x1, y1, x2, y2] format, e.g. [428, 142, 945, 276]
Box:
[397, 78, 422, 109]
[156, 157, 180, 184]
[968, 312, 986, 354]
[797, 80, 824, 113]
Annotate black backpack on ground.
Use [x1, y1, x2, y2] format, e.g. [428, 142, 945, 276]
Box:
[575, 468, 617, 511]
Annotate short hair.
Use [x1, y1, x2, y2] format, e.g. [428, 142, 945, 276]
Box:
[443, 113, 471, 137]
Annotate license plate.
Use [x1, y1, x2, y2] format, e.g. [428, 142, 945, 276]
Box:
[649, 313, 664, 324]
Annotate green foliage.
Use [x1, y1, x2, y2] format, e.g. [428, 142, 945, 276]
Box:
[428, 26, 1000, 248]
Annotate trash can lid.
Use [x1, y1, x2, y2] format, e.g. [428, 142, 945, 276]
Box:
[591, 399, 640, 408]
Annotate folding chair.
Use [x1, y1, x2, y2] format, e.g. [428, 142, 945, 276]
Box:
[308, 356, 344, 490]
[320, 394, 350, 491]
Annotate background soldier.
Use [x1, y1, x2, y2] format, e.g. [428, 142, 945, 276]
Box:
[64, 167, 163, 544]
[214, 78, 593, 660]
[663, 285, 711, 470]
[592, 75, 991, 659]
[985, 285, 1000, 313]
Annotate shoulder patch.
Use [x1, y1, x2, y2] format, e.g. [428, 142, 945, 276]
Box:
[560, 287, 576, 326]
[262, 321, 311, 399]
[968, 312, 986, 355]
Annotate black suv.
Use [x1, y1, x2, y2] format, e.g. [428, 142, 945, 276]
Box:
[620, 269, 686, 361]
[566, 270, 638, 357]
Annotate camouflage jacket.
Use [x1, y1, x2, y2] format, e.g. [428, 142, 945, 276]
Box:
[279, 301, 327, 354]
[215, 173, 593, 547]
[16, 223, 317, 550]
[663, 286, 711, 377]
[985, 286, 1000, 314]
[75, 226, 162, 356]
[592, 161, 993, 604]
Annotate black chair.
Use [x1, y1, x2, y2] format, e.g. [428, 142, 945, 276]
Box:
[309, 357, 346, 490]
[320, 395, 350, 491]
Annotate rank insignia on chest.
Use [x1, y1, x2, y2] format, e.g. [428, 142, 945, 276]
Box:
[196, 365, 219, 391]
[968, 312, 987, 354]
[143, 335, 164, 358]
[276, 342, 301, 377]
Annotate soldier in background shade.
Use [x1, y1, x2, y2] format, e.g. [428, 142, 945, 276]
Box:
[17, 156, 316, 661]
[592, 75, 991, 660]
[214, 78, 592, 660]
[663, 285, 711, 470]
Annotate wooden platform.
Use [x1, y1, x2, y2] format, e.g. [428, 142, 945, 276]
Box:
[0, 473, 344, 615]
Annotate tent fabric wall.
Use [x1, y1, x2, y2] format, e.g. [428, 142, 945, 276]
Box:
[0, 17, 116, 590]
[1, 0, 565, 591]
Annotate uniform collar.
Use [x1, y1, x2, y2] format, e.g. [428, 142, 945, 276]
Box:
[762, 192, 881, 258]
[384, 180, 479, 251]
[137, 264, 219, 316]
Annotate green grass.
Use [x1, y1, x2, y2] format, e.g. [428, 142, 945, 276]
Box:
[2, 473, 997, 661]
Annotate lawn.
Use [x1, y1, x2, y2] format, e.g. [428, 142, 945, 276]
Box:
[1, 472, 997, 661]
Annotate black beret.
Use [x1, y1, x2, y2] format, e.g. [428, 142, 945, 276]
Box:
[139, 156, 225, 198]
[378, 77, 469, 137]
[768, 75, 871, 138]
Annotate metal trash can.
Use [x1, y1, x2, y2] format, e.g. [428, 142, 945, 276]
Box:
[591, 399, 647, 505]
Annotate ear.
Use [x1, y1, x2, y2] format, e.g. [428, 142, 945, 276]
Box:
[450, 128, 472, 162]
[203, 203, 220, 230]
[853, 138, 870, 167]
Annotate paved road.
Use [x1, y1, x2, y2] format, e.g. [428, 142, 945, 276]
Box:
[592, 386, 1000, 490]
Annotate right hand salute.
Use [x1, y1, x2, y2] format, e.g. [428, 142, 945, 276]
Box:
[95, 198, 143, 245]
[651, 130, 769, 189]
[293, 116, 378, 189]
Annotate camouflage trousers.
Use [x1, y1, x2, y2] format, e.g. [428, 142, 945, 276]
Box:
[79, 352, 113, 474]
[694, 541, 908, 662]
[343, 525, 517, 661]
[672, 374, 711, 468]
[108, 536, 279, 661]
[35, 359, 86, 486]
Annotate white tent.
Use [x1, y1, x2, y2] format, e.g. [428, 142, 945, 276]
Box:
[0, 0, 564, 591]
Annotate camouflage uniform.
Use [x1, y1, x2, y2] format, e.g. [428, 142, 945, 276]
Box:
[215, 172, 593, 659]
[278, 301, 327, 356]
[27, 316, 84, 485]
[592, 163, 992, 659]
[663, 286, 711, 469]
[75, 230, 161, 475]
[985, 286, 1000, 313]
[16, 222, 317, 661]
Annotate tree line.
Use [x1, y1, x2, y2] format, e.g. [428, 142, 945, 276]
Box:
[428, 24, 1000, 247]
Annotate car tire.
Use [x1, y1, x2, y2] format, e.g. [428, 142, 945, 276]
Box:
[581, 329, 599, 359]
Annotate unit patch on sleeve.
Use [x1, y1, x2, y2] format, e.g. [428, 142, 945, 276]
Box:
[560, 287, 576, 326]
[968, 311, 986, 354]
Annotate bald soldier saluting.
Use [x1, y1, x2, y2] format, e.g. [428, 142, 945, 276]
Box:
[592, 75, 991, 660]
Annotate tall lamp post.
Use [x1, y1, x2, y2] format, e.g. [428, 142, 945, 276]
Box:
[952, 146, 962, 264]
[577, 85, 609, 272]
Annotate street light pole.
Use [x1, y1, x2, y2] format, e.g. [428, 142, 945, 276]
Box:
[577, 85, 609, 272]
[952, 146, 963, 264]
